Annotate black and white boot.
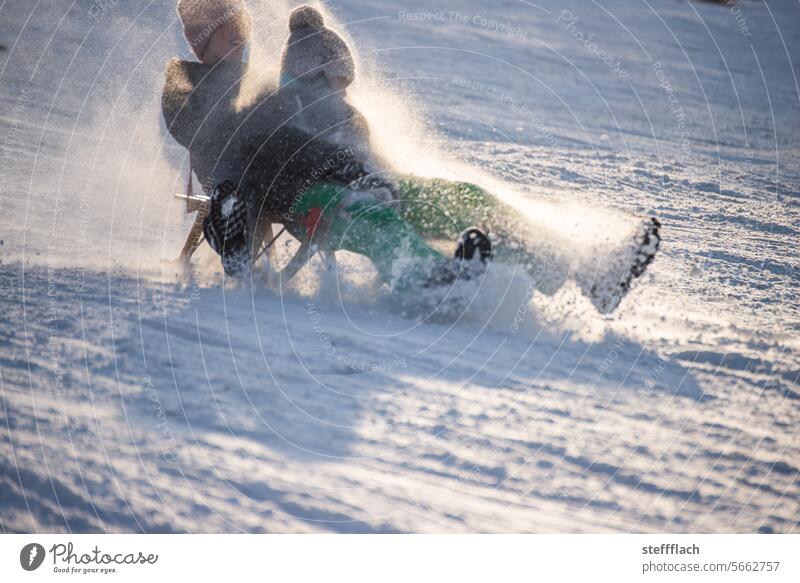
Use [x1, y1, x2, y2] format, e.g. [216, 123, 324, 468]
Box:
[421, 227, 493, 290]
[582, 217, 661, 314]
[392, 227, 494, 319]
[455, 227, 493, 263]
[202, 180, 251, 277]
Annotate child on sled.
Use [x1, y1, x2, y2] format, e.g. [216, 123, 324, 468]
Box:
[166, 1, 492, 301]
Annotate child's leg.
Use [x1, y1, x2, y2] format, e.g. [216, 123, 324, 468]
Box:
[391, 176, 571, 295]
[394, 177, 499, 240]
[285, 183, 445, 284]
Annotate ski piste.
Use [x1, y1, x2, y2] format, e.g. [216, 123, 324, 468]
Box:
[176, 175, 660, 314]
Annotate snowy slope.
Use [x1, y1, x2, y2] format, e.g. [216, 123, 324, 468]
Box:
[0, 0, 798, 533]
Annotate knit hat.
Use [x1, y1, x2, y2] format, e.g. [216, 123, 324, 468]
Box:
[177, 0, 253, 60]
[280, 5, 354, 88]
[289, 5, 325, 31]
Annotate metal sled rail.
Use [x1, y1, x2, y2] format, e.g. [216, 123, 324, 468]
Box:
[174, 191, 334, 281]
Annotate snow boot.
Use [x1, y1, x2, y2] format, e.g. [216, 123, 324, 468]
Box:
[582, 216, 661, 314]
[202, 180, 251, 277]
[455, 227, 493, 263]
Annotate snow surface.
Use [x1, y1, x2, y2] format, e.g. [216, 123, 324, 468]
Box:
[1, 0, 798, 533]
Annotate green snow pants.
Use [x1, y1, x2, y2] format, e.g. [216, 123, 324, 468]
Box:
[283, 182, 445, 287]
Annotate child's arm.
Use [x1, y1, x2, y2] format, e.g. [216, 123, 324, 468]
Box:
[161, 58, 197, 149]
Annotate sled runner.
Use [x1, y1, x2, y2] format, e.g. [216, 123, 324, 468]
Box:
[174, 190, 335, 282]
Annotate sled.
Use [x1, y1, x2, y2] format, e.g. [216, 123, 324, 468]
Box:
[174, 190, 336, 282]
[176, 175, 661, 314]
